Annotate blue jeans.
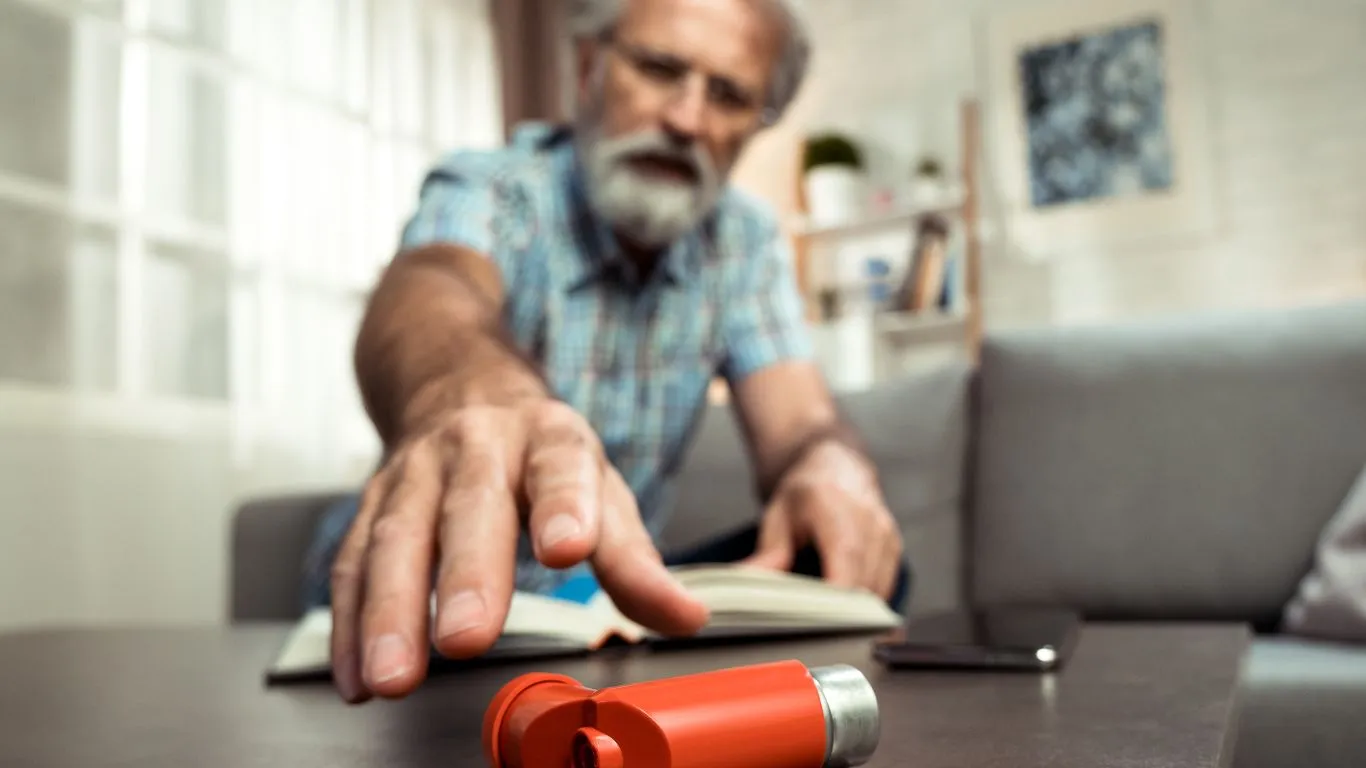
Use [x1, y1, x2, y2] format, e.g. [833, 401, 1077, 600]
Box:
[301, 496, 912, 614]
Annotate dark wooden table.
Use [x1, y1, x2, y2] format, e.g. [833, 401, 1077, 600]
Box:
[0, 621, 1248, 767]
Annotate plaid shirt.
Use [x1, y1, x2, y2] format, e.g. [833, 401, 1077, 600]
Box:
[305, 122, 811, 600]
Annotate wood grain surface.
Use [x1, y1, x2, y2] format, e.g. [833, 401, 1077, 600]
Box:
[0, 622, 1248, 768]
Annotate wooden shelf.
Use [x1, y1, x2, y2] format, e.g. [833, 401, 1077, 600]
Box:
[788, 197, 964, 244]
[790, 99, 984, 365]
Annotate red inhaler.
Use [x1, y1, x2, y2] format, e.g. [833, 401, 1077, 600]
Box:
[482, 659, 880, 768]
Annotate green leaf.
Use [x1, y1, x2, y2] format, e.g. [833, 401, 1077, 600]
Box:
[803, 133, 864, 172]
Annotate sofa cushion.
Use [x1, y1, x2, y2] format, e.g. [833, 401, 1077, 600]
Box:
[662, 360, 973, 553]
[1234, 638, 1366, 768]
[969, 300, 1366, 628]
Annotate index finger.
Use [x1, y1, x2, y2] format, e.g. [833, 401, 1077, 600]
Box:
[591, 470, 709, 636]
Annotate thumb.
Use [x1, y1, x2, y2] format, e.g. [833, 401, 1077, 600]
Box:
[739, 503, 796, 572]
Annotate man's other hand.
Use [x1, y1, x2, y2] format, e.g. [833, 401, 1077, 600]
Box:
[328, 398, 709, 703]
[740, 440, 902, 600]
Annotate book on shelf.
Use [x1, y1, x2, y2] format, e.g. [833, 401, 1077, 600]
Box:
[265, 564, 903, 683]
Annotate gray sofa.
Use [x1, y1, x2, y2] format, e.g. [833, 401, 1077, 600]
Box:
[231, 298, 1366, 768]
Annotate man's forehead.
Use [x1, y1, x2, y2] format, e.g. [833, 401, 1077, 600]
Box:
[617, 0, 781, 78]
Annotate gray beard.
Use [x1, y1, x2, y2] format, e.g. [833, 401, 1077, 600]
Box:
[574, 127, 724, 250]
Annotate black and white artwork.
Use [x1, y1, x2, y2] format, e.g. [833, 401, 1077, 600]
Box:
[1018, 19, 1174, 208]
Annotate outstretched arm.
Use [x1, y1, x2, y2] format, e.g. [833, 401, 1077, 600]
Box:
[354, 241, 548, 449]
[330, 168, 707, 706]
[728, 360, 870, 502]
[719, 229, 901, 598]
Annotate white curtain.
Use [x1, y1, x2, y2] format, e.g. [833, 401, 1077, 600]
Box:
[0, 0, 503, 630]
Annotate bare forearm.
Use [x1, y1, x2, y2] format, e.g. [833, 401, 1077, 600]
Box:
[354, 244, 550, 448]
[729, 362, 875, 503]
[753, 416, 871, 502]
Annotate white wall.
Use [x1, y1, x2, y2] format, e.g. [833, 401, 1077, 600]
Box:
[0, 395, 367, 629]
[731, 0, 1366, 328]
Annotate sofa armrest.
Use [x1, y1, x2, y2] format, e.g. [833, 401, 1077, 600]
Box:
[229, 491, 351, 622]
[969, 300, 1366, 625]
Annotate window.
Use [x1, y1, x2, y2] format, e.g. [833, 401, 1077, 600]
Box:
[0, 0, 502, 461]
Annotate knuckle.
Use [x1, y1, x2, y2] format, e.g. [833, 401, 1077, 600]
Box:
[801, 483, 844, 516]
[329, 558, 362, 587]
[441, 482, 499, 523]
[457, 448, 502, 483]
[536, 423, 592, 454]
[369, 513, 422, 549]
[831, 537, 864, 564]
[435, 563, 486, 596]
[533, 398, 582, 426]
[438, 409, 484, 441]
[527, 447, 587, 480]
[334, 519, 370, 559]
[527, 441, 599, 499]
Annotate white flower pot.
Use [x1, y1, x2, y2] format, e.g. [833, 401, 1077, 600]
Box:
[803, 166, 864, 227]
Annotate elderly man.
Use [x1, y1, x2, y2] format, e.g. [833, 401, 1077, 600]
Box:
[309, 0, 909, 704]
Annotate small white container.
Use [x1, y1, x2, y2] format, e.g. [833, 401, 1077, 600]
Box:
[803, 166, 865, 227]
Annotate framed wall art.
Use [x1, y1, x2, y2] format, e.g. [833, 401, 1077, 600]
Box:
[981, 0, 1217, 257]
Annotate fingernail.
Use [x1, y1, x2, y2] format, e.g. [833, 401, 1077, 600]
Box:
[437, 590, 488, 640]
[538, 513, 581, 551]
[365, 634, 411, 686]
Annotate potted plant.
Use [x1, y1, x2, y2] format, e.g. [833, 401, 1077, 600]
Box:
[802, 132, 866, 226]
[910, 156, 949, 207]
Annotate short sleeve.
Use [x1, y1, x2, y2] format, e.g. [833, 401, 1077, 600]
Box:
[397, 152, 532, 279]
[718, 227, 814, 383]
[399, 156, 497, 253]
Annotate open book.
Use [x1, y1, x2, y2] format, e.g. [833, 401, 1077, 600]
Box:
[266, 564, 902, 682]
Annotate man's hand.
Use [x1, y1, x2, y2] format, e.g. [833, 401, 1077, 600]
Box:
[329, 397, 710, 704]
[740, 439, 902, 599]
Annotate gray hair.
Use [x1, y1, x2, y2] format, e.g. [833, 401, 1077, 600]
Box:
[567, 0, 811, 125]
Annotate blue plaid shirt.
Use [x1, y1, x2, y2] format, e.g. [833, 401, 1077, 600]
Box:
[304, 122, 812, 601]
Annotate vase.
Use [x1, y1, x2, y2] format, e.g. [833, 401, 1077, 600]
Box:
[803, 166, 864, 227]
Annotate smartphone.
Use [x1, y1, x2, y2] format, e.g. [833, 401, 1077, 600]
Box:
[872, 607, 1081, 671]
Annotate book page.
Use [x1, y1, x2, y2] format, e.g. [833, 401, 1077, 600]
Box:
[576, 565, 902, 640]
[269, 607, 334, 677]
[500, 590, 633, 646]
[267, 591, 633, 679]
[670, 565, 902, 629]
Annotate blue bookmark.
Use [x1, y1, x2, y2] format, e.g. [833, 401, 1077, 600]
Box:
[550, 573, 602, 605]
